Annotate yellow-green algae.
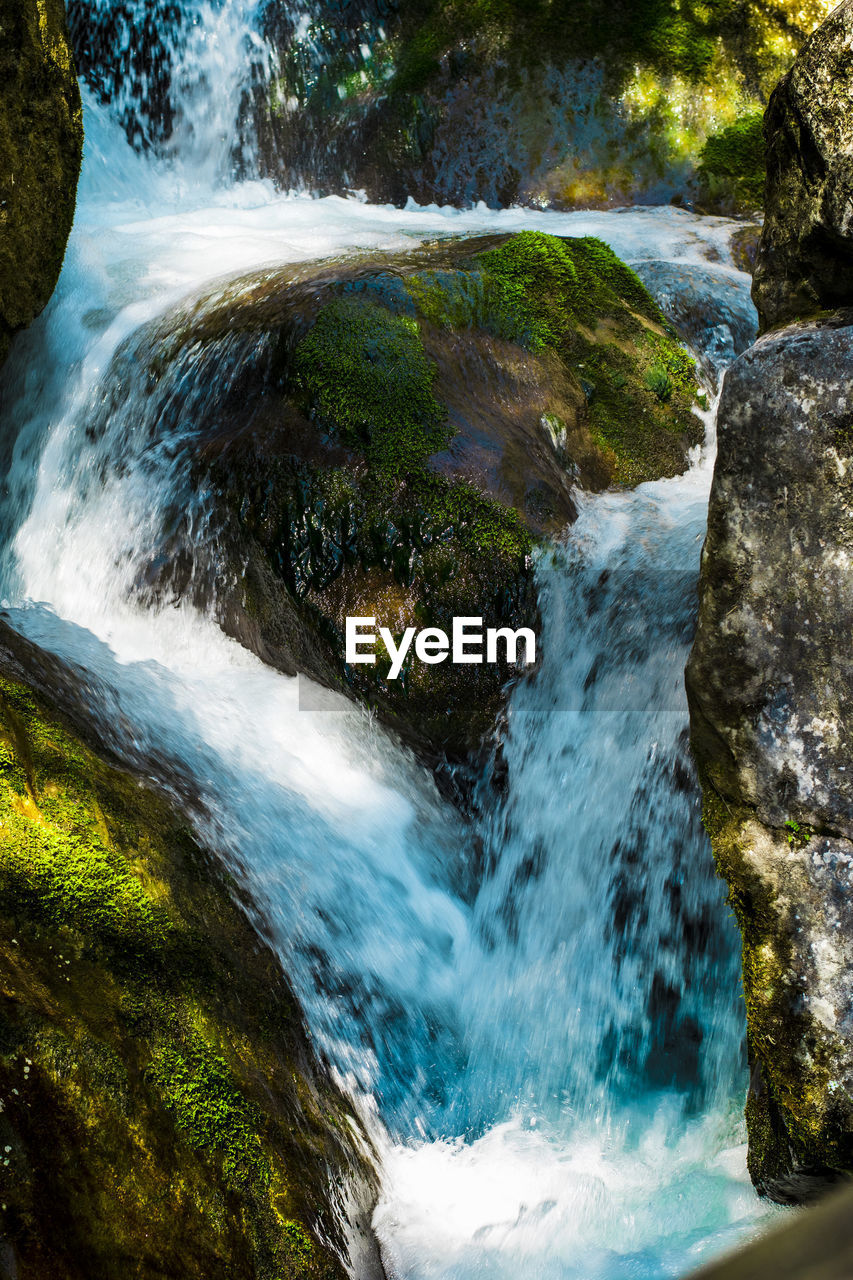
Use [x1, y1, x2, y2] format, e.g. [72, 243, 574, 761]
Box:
[0, 666, 373, 1278]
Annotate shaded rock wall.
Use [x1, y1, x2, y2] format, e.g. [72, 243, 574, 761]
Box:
[0, 0, 83, 366]
[753, 0, 853, 331]
[255, 0, 835, 210]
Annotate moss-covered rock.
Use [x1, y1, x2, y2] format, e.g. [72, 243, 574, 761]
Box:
[122, 232, 701, 766]
[0, 622, 382, 1278]
[686, 314, 853, 1203]
[752, 0, 853, 331]
[255, 0, 835, 209]
[0, 0, 83, 366]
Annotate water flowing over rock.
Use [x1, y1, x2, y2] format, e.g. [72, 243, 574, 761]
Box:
[687, 312, 853, 1202]
[0, 0, 82, 366]
[753, 0, 853, 331]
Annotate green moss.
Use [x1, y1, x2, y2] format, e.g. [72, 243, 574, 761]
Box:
[148, 1037, 271, 1188]
[0, 663, 369, 1278]
[404, 267, 521, 340]
[644, 364, 674, 402]
[409, 473, 532, 561]
[475, 232, 581, 351]
[698, 111, 766, 211]
[293, 297, 449, 475]
[470, 232, 659, 351]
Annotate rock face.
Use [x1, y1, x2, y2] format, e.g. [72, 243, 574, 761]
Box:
[253, 0, 834, 209]
[0, 0, 83, 365]
[0, 622, 383, 1279]
[117, 232, 701, 766]
[752, 0, 853, 332]
[687, 313, 853, 1202]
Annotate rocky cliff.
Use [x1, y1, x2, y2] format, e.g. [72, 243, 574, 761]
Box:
[0, 0, 83, 366]
[688, 0, 853, 1205]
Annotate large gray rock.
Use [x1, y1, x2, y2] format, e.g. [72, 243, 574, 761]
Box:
[752, 0, 853, 332]
[687, 313, 853, 1201]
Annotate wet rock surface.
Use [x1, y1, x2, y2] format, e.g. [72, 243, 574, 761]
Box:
[687, 313, 853, 1200]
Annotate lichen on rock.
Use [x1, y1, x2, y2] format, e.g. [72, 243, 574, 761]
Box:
[687, 312, 853, 1202]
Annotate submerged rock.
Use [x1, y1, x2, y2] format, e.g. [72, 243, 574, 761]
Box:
[687, 313, 853, 1202]
[753, 0, 853, 331]
[632, 259, 757, 381]
[0, 621, 383, 1278]
[0, 0, 83, 366]
[119, 232, 702, 766]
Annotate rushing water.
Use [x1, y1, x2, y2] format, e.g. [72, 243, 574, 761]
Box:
[0, 1, 776, 1274]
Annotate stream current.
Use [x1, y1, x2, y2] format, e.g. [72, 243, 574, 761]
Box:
[0, 2, 777, 1274]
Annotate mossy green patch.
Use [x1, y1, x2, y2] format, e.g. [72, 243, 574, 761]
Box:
[0, 658, 373, 1278]
[476, 232, 661, 344]
[698, 111, 766, 213]
[293, 297, 450, 475]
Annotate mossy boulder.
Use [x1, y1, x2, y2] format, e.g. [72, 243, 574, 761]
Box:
[753, 0, 853, 331]
[0, 622, 382, 1278]
[255, 0, 835, 208]
[687, 314, 853, 1203]
[122, 232, 701, 766]
[0, 0, 83, 366]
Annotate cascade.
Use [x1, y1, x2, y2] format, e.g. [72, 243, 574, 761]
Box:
[0, 2, 774, 1274]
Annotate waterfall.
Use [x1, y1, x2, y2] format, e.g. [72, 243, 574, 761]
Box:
[0, 2, 775, 1275]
